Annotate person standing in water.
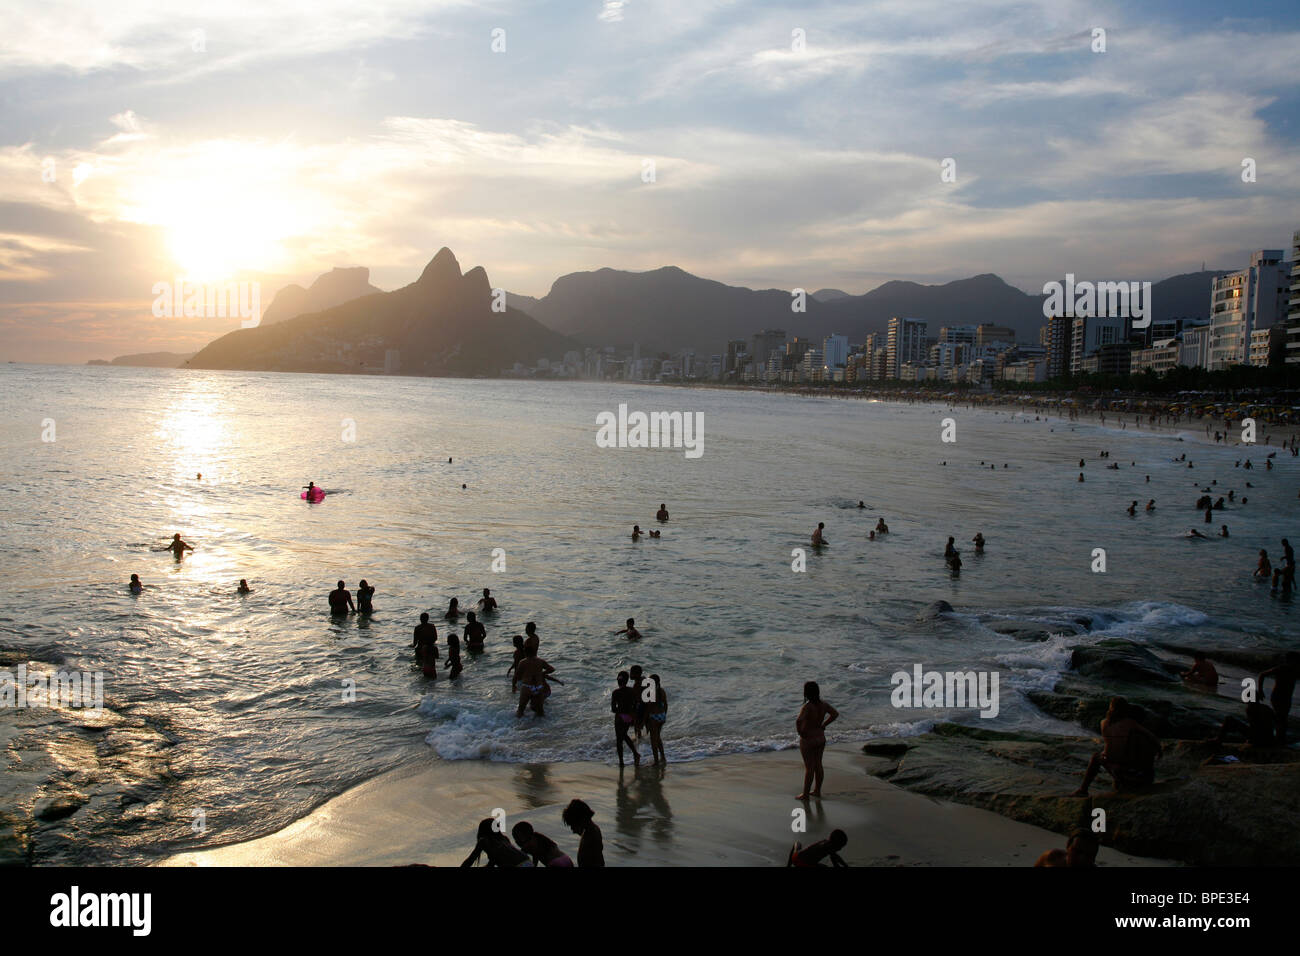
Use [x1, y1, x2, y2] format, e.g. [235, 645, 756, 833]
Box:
[237, 579, 252, 594]
[328, 580, 354, 615]
[129, 574, 144, 594]
[971, 532, 985, 553]
[796, 681, 838, 800]
[507, 635, 526, 688]
[412, 613, 438, 676]
[165, 533, 193, 559]
[514, 641, 556, 717]
[656, 504, 670, 521]
[463, 611, 486, 650]
[812, 522, 827, 546]
[445, 631, 463, 679]
[645, 674, 668, 766]
[357, 579, 375, 614]
[444, 597, 460, 620]
[477, 588, 497, 612]
[610, 671, 640, 768]
[616, 617, 642, 641]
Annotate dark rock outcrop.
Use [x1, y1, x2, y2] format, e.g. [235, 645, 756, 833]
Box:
[862, 723, 1300, 865]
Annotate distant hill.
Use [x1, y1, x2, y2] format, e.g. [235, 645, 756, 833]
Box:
[87, 351, 194, 368]
[187, 248, 575, 376]
[527, 265, 830, 354]
[1145, 270, 1229, 322]
[506, 291, 541, 315]
[812, 288, 851, 302]
[259, 266, 382, 326]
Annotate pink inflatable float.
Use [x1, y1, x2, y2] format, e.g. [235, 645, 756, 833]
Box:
[301, 486, 326, 502]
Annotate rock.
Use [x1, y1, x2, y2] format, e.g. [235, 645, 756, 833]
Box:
[1028, 675, 1240, 739]
[917, 600, 954, 621]
[861, 742, 912, 758]
[1070, 639, 1181, 684]
[1152, 642, 1285, 673]
[861, 723, 1300, 864]
[33, 792, 87, 823]
[988, 622, 1053, 642]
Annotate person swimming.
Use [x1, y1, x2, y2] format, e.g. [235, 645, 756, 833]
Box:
[656, 503, 670, 521]
[648, 528, 660, 538]
[611, 671, 640, 768]
[444, 597, 460, 620]
[237, 578, 252, 594]
[328, 580, 354, 614]
[1219, 525, 1230, 538]
[1127, 501, 1137, 516]
[478, 587, 498, 612]
[616, 617, 642, 641]
[812, 522, 827, 546]
[857, 501, 866, 508]
[129, 574, 143, 594]
[464, 611, 486, 650]
[357, 579, 375, 614]
[874, 518, 889, 534]
[632, 524, 643, 540]
[1145, 500, 1155, 512]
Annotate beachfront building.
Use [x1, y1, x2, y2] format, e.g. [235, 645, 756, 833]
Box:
[1287, 230, 1300, 365]
[929, 341, 970, 373]
[1002, 357, 1046, 382]
[750, 329, 788, 379]
[1045, 314, 1073, 379]
[1069, 315, 1130, 374]
[975, 324, 1015, 350]
[937, 324, 977, 347]
[822, 333, 849, 373]
[886, 317, 928, 379]
[1132, 338, 1180, 375]
[1207, 250, 1290, 370]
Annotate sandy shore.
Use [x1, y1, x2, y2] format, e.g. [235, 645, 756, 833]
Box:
[163, 745, 1170, 867]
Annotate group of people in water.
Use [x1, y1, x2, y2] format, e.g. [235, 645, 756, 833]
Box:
[810, 516, 983, 575]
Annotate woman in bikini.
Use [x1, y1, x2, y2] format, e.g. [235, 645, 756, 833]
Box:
[796, 680, 838, 800]
[645, 673, 668, 766]
[611, 671, 640, 767]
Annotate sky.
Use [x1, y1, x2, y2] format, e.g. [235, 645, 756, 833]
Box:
[1, 0, 1298, 363]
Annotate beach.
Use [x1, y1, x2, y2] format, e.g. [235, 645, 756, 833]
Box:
[162, 744, 1169, 867]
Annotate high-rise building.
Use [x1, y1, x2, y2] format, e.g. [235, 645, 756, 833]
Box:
[1207, 250, 1290, 370]
[1287, 230, 1300, 365]
[886, 317, 927, 379]
[1070, 315, 1129, 375]
[750, 329, 787, 373]
[821, 333, 848, 370]
[937, 325, 977, 346]
[1045, 314, 1073, 379]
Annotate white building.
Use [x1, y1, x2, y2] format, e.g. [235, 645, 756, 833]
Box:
[1207, 250, 1291, 370]
[886, 317, 928, 379]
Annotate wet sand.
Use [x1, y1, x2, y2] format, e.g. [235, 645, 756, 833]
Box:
[163, 745, 1171, 867]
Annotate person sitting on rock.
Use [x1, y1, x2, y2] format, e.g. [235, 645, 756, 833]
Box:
[1211, 701, 1277, 749]
[1181, 652, 1218, 689]
[1072, 697, 1162, 796]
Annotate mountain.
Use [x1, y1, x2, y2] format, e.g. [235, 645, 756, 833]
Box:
[1145, 270, 1229, 322]
[187, 248, 574, 375]
[528, 265, 830, 354]
[812, 288, 851, 302]
[259, 266, 382, 326]
[506, 291, 541, 315]
[87, 351, 194, 368]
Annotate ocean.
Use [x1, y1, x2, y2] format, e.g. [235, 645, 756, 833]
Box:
[1, 363, 1295, 863]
